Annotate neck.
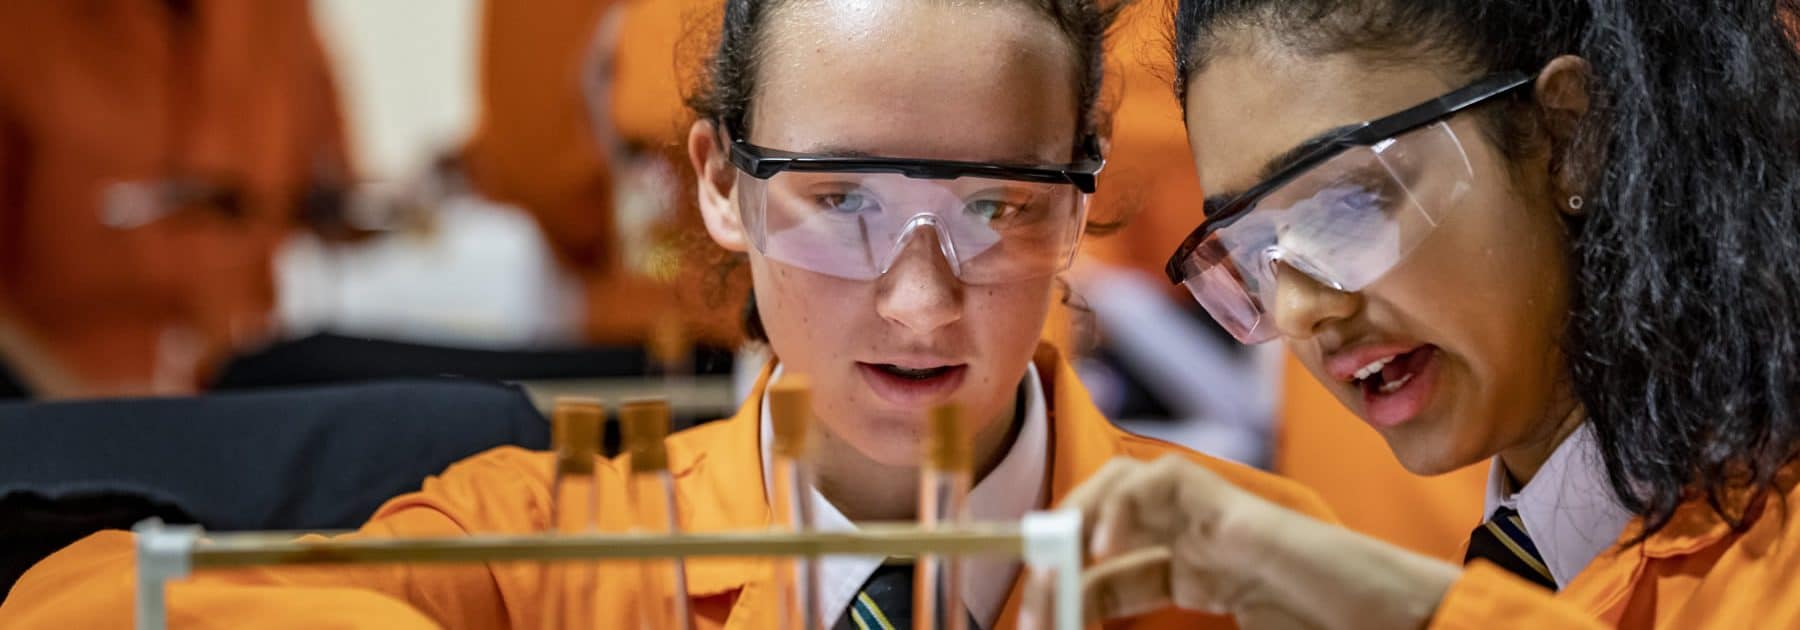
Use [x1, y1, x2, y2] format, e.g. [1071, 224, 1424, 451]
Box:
[1498, 404, 1587, 489]
[812, 384, 1025, 522]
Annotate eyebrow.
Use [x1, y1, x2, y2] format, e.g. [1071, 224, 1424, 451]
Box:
[1202, 122, 1362, 217]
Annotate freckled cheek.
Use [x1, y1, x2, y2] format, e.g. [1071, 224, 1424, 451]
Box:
[965, 282, 1054, 367]
[758, 263, 866, 370]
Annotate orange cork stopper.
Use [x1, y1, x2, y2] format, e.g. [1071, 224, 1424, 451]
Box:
[927, 403, 971, 472]
[768, 373, 812, 458]
[551, 397, 605, 475]
[620, 398, 673, 473]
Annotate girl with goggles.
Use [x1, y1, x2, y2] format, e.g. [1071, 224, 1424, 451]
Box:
[1034, 1, 1800, 629]
[675, 0, 1332, 627]
[0, 1, 1334, 629]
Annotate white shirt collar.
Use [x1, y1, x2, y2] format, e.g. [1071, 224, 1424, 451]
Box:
[759, 363, 1050, 629]
[1481, 422, 1633, 588]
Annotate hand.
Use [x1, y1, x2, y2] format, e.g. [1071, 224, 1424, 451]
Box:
[1022, 455, 1459, 630]
[1071, 454, 1287, 621]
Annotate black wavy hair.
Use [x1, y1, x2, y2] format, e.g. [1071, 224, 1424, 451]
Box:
[1173, 0, 1800, 538]
[686, 0, 1127, 343]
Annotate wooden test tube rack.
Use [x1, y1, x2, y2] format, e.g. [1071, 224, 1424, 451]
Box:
[132, 513, 1084, 630]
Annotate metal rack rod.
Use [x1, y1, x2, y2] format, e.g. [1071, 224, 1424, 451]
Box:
[133, 511, 1084, 630]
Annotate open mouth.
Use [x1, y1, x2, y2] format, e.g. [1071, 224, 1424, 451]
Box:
[1352, 345, 1433, 395]
[1348, 345, 1441, 428]
[1353, 343, 1432, 394]
[871, 364, 957, 381]
[856, 362, 968, 405]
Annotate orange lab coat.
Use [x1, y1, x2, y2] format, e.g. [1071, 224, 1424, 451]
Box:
[0, 0, 349, 395]
[611, 0, 711, 151]
[1274, 353, 1488, 560]
[0, 343, 1336, 629]
[1431, 459, 1800, 628]
[464, 0, 619, 270]
[464, 0, 740, 347]
[606, 0, 745, 348]
[1079, 1, 1211, 283]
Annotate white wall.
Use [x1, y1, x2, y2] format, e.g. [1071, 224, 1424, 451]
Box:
[310, 0, 482, 180]
[282, 2, 583, 347]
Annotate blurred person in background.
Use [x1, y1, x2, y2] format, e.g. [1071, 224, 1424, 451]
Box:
[0, 0, 353, 398]
[464, 0, 739, 356]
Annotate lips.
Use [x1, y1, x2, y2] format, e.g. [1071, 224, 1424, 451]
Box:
[856, 361, 967, 407]
[1325, 343, 1443, 429]
[871, 364, 956, 380]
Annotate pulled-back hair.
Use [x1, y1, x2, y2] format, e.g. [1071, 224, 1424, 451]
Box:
[1174, 0, 1800, 538]
[686, 0, 1129, 343]
[689, 0, 1122, 145]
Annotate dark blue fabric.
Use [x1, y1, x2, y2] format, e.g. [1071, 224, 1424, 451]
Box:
[210, 333, 734, 390]
[0, 379, 549, 600]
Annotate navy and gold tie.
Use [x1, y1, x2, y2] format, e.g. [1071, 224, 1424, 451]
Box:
[835, 563, 913, 630]
[1463, 506, 1557, 590]
[833, 561, 980, 630]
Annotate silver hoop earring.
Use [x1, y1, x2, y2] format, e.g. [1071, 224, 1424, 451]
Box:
[1568, 195, 1584, 210]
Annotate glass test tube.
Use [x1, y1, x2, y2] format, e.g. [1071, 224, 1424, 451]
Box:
[620, 398, 694, 630]
[543, 397, 605, 630]
[768, 374, 824, 630]
[915, 403, 971, 630]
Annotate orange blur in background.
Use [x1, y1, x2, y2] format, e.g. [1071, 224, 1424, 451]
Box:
[0, 0, 350, 397]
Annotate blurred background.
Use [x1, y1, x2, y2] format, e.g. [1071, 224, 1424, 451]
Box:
[0, 0, 1265, 446]
[0, 0, 1486, 573]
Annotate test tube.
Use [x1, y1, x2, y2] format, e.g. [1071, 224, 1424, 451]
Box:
[768, 374, 823, 630]
[620, 398, 694, 630]
[915, 403, 971, 630]
[542, 398, 605, 630]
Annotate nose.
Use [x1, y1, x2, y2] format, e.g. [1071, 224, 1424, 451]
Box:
[1271, 261, 1360, 341]
[875, 225, 964, 334]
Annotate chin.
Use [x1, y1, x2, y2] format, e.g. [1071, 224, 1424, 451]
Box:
[853, 416, 928, 467]
[1381, 419, 1490, 477]
[855, 440, 922, 469]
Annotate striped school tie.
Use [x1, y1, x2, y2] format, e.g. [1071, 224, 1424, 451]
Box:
[833, 561, 980, 630]
[1463, 506, 1557, 590]
[835, 563, 912, 630]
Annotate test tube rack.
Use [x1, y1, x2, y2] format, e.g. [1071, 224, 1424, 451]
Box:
[132, 511, 1084, 630]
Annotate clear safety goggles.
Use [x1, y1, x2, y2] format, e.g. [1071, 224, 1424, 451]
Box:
[1164, 73, 1533, 344]
[728, 132, 1104, 285]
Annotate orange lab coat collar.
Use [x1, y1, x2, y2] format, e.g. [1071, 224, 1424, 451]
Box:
[1556, 460, 1800, 622]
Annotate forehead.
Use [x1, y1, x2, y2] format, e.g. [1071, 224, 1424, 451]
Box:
[1183, 41, 1462, 197]
[748, 0, 1080, 164]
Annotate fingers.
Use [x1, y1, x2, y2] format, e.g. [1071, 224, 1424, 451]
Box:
[1059, 455, 1281, 623]
[1054, 457, 1142, 557]
[1090, 455, 1202, 559]
[1081, 546, 1174, 623]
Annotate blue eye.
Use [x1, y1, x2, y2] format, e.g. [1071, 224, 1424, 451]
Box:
[1341, 187, 1385, 212]
[1332, 175, 1411, 215]
[966, 199, 1024, 222]
[814, 192, 878, 215]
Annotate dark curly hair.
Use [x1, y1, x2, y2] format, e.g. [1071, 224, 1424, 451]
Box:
[685, 0, 1128, 343]
[1173, 0, 1800, 539]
